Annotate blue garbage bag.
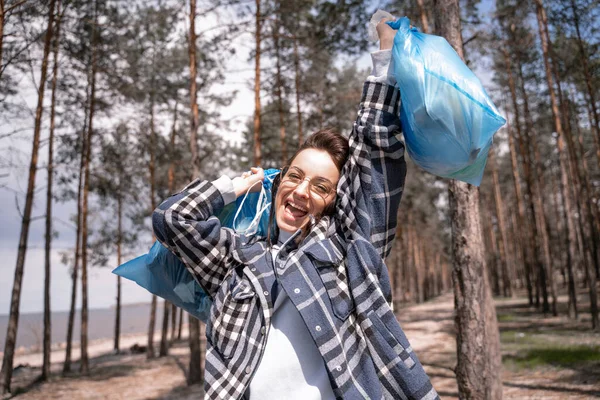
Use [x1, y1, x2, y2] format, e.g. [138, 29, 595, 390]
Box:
[388, 17, 505, 186]
[113, 169, 280, 322]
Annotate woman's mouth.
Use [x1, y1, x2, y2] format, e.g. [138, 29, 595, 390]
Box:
[284, 200, 308, 220]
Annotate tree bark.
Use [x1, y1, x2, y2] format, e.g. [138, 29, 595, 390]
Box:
[0, 0, 56, 392]
[503, 47, 550, 312]
[63, 76, 91, 375]
[515, 58, 561, 315]
[177, 308, 183, 340]
[168, 103, 178, 346]
[433, 0, 503, 397]
[147, 93, 158, 359]
[489, 147, 512, 297]
[273, 17, 287, 166]
[188, 0, 200, 178]
[253, 0, 262, 166]
[187, 316, 202, 385]
[114, 189, 122, 353]
[416, 0, 429, 33]
[187, 0, 202, 383]
[503, 99, 533, 305]
[80, 0, 99, 374]
[534, 0, 598, 329]
[42, 0, 62, 380]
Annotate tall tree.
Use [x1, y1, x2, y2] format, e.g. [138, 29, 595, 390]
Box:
[42, 0, 63, 381]
[534, 0, 598, 329]
[80, 0, 100, 374]
[0, 0, 56, 393]
[433, 0, 502, 398]
[187, 0, 202, 385]
[253, 0, 262, 165]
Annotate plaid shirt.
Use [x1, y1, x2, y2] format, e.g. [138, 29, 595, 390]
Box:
[153, 80, 438, 400]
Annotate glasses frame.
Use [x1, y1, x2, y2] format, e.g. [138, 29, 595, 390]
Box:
[280, 166, 336, 198]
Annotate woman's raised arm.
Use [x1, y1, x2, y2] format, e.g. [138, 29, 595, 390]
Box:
[334, 21, 406, 261]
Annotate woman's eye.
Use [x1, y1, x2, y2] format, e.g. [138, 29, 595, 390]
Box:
[314, 185, 329, 195]
[288, 173, 301, 180]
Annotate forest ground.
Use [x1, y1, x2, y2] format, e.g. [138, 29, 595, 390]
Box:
[3, 290, 600, 400]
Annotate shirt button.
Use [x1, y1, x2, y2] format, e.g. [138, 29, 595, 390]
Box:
[251, 268, 257, 272]
[245, 366, 252, 374]
[263, 291, 269, 296]
[294, 288, 300, 294]
[261, 326, 266, 335]
[315, 325, 321, 332]
[336, 366, 342, 372]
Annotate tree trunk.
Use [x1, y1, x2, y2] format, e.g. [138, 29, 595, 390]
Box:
[177, 308, 183, 340]
[503, 47, 550, 312]
[114, 186, 122, 353]
[42, 0, 62, 380]
[63, 81, 90, 375]
[0, 0, 56, 392]
[534, 0, 598, 329]
[80, 0, 99, 374]
[416, 0, 429, 33]
[489, 147, 512, 297]
[168, 103, 178, 346]
[253, 0, 262, 166]
[504, 107, 533, 304]
[516, 58, 561, 315]
[187, 0, 203, 384]
[187, 316, 202, 385]
[434, 0, 502, 397]
[273, 18, 287, 166]
[188, 0, 199, 178]
[293, 35, 303, 147]
[147, 96, 158, 359]
[159, 300, 170, 356]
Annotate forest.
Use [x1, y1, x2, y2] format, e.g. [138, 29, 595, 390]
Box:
[0, 0, 599, 398]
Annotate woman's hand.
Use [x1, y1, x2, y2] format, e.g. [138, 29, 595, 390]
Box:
[232, 167, 265, 198]
[376, 18, 396, 51]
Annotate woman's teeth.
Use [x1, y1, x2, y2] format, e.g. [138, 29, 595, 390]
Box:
[286, 201, 308, 218]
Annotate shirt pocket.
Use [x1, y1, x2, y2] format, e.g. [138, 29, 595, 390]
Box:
[207, 273, 256, 359]
[304, 239, 354, 321]
[364, 310, 416, 371]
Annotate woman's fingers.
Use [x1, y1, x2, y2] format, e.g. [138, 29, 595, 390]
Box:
[376, 17, 397, 51]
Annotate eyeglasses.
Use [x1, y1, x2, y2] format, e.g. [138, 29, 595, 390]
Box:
[281, 166, 336, 198]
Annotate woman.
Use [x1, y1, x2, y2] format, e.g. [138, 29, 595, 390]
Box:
[153, 19, 438, 400]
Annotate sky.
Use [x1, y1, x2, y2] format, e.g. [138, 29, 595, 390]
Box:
[0, 2, 500, 316]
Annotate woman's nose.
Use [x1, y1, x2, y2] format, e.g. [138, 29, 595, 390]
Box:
[294, 180, 311, 198]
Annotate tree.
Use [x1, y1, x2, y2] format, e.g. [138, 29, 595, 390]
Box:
[42, 0, 63, 381]
[0, 0, 56, 393]
[187, 0, 202, 385]
[433, 0, 503, 398]
[534, 0, 598, 330]
[253, 0, 262, 166]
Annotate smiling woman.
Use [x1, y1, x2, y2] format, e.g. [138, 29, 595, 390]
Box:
[151, 18, 438, 400]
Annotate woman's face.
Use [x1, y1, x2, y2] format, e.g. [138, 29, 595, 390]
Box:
[275, 148, 340, 233]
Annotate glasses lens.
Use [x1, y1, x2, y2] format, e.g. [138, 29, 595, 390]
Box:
[282, 168, 333, 197]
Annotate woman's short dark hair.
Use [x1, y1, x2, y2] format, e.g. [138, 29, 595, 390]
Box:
[267, 128, 349, 244]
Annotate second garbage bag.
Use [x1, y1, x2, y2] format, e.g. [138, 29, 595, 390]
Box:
[388, 17, 505, 186]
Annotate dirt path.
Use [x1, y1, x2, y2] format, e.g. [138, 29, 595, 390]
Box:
[399, 292, 600, 399]
[4, 292, 600, 399]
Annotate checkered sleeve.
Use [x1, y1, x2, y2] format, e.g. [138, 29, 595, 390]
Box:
[335, 80, 406, 260]
[152, 179, 238, 297]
